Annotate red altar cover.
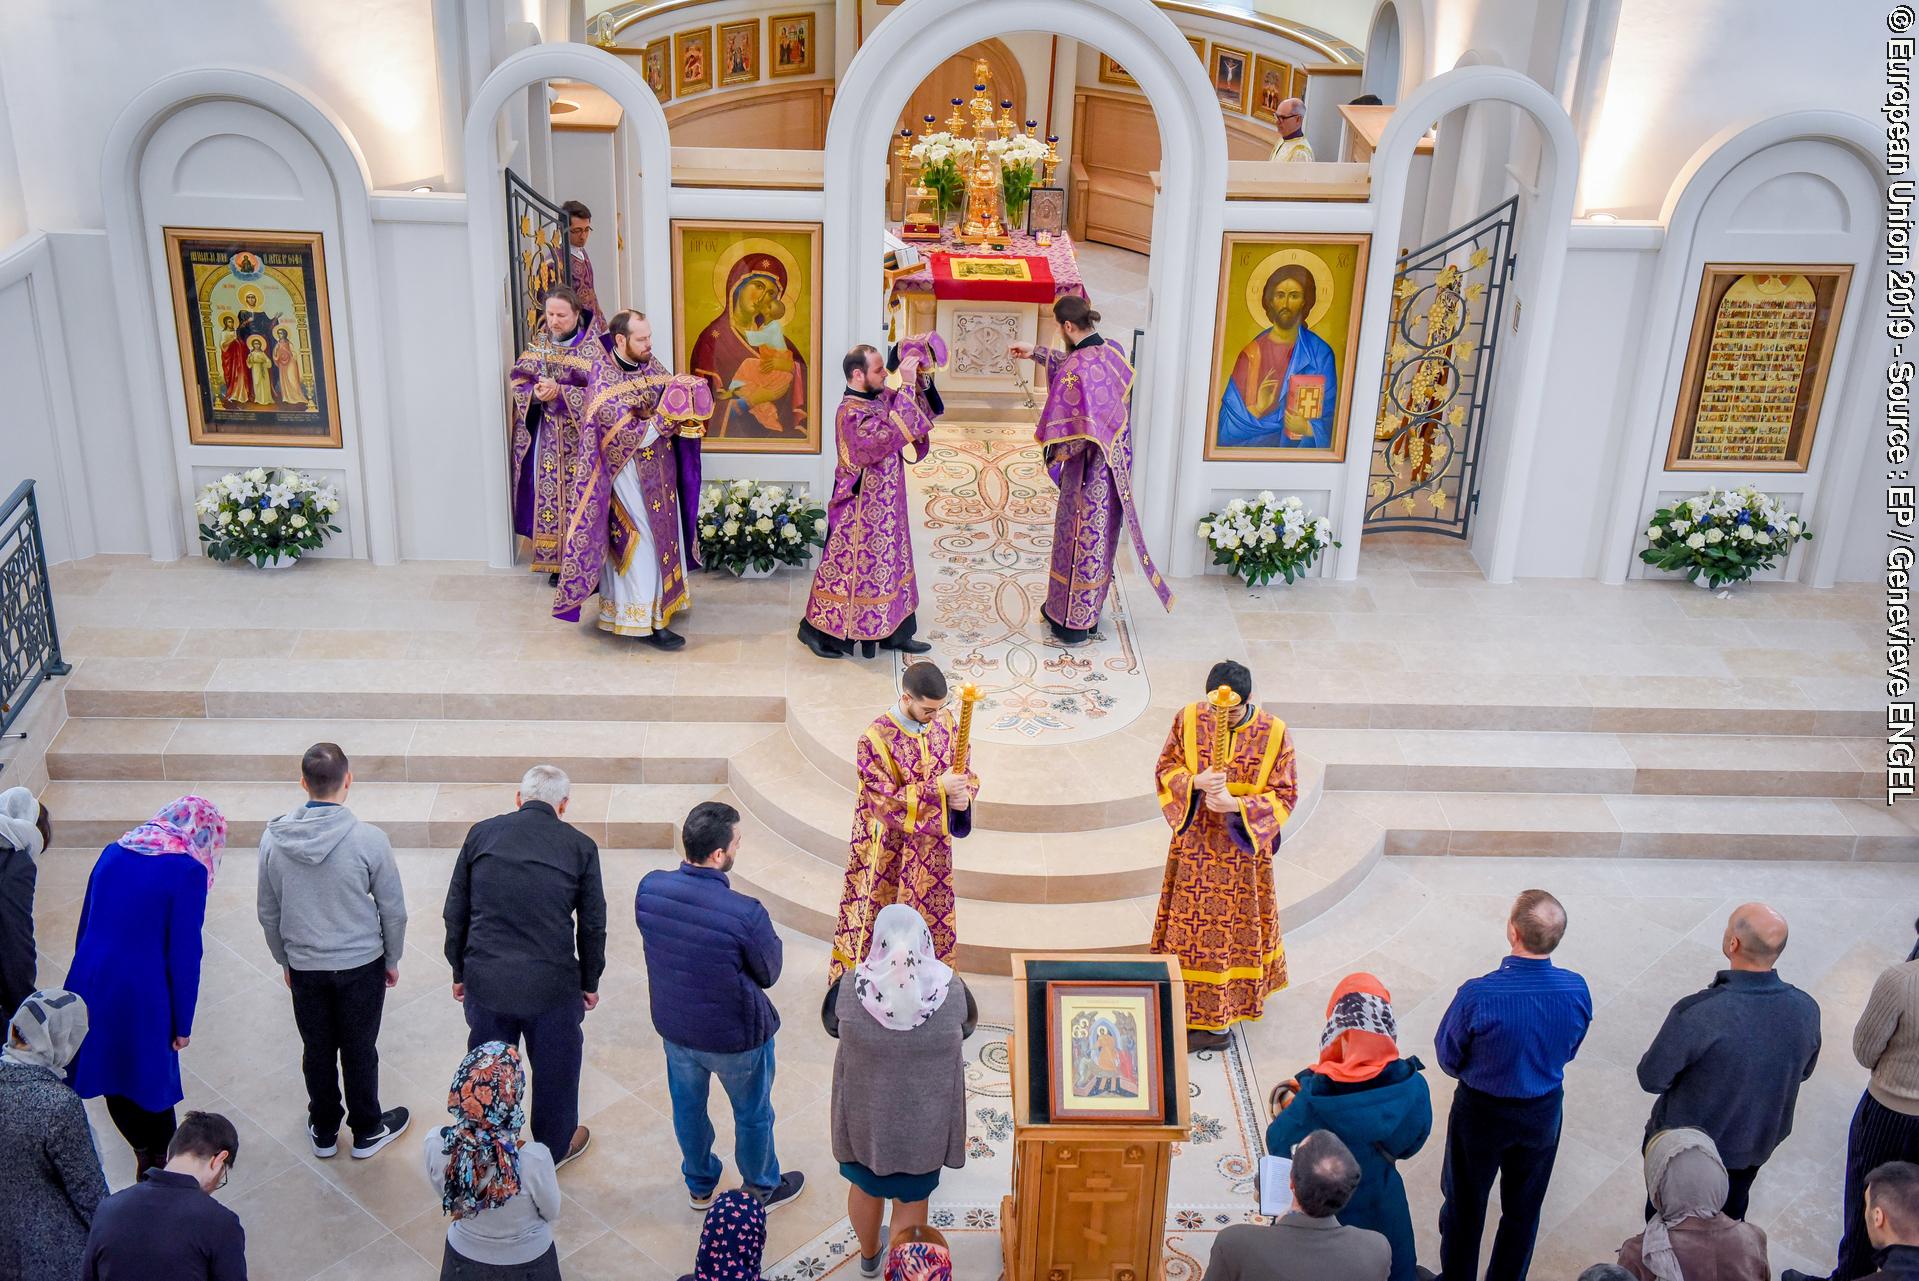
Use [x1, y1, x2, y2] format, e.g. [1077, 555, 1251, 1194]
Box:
[928, 252, 1057, 304]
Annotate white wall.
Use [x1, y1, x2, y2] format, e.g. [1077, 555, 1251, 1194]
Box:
[1, 1, 447, 229]
[551, 126, 624, 312]
[369, 198, 492, 561]
[48, 233, 146, 554]
[1580, 0, 1881, 218]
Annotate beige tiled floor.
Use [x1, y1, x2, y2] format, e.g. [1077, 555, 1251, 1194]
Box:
[28, 846, 1916, 1280]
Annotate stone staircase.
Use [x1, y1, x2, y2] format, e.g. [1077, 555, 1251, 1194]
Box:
[37, 652, 1910, 975]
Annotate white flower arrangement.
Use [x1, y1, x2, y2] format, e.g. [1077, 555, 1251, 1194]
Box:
[1639, 484, 1812, 588]
[696, 478, 826, 574]
[1197, 492, 1338, 586]
[197, 467, 340, 567]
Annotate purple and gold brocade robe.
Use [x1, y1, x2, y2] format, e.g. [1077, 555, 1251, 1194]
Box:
[802, 383, 939, 642]
[578, 352, 693, 627]
[510, 325, 605, 589]
[1150, 701, 1297, 1031]
[828, 709, 974, 982]
[568, 248, 600, 319]
[1030, 339, 1174, 628]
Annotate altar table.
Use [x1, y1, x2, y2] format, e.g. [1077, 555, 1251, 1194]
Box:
[890, 228, 1089, 394]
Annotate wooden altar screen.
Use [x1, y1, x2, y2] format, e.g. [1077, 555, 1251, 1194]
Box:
[1001, 953, 1192, 1281]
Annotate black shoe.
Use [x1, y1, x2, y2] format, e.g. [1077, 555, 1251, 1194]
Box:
[879, 637, 933, 654]
[547, 572, 560, 586]
[639, 627, 686, 651]
[1186, 1029, 1230, 1054]
[753, 1170, 806, 1213]
[797, 624, 844, 659]
[1779, 1271, 1825, 1281]
[308, 1125, 339, 1158]
[351, 1107, 411, 1159]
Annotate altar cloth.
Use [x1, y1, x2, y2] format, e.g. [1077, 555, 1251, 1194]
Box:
[929, 252, 1056, 303]
[890, 227, 1087, 302]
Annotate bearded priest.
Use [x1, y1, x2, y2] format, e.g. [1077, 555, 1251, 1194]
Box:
[797, 341, 941, 660]
[570, 309, 709, 649]
[510, 286, 606, 597]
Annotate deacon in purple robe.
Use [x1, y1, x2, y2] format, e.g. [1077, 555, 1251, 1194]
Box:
[510, 286, 605, 591]
[797, 342, 941, 660]
[560, 199, 602, 319]
[1012, 295, 1175, 644]
[572, 309, 711, 648]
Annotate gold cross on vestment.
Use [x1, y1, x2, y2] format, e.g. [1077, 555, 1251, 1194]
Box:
[651, 500, 662, 512]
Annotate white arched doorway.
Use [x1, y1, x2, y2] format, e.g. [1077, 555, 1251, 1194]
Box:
[823, 0, 1228, 562]
[1339, 64, 1580, 582]
[1596, 111, 1889, 587]
[102, 67, 398, 563]
[1365, 0, 1428, 104]
[463, 43, 675, 569]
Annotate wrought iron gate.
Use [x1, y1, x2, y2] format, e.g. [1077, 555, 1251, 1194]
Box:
[505, 168, 576, 355]
[1364, 196, 1517, 537]
[0, 480, 69, 738]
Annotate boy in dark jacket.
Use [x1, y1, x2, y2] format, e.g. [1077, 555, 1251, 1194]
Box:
[635, 800, 804, 1214]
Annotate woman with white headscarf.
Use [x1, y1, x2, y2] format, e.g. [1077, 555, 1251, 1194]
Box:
[0, 785, 50, 1020]
[1617, 1128, 1770, 1281]
[825, 903, 976, 1277]
[0, 989, 108, 1281]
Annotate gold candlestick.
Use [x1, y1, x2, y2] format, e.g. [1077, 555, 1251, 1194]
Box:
[1208, 684, 1242, 770]
[954, 683, 981, 773]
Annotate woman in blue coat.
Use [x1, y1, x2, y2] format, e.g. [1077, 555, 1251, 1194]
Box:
[1266, 972, 1432, 1281]
[64, 796, 226, 1175]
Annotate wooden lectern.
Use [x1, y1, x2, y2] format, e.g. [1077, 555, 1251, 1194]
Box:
[1001, 953, 1192, 1281]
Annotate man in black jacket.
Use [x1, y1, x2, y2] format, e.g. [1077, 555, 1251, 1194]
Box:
[1637, 901, 1820, 1219]
[444, 764, 607, 1168]
[81, 1110, 246, 1280]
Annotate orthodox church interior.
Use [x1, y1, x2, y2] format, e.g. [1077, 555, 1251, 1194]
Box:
[0, 0, 1906, 1278]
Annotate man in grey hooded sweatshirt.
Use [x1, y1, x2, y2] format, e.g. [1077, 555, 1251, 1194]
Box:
[258, 742, 410, 1159]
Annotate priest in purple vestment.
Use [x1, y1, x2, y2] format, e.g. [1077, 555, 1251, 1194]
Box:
[510, 287, 605, 596]
[1012, 295, 1175, 645]
[797, 343, 940, 660]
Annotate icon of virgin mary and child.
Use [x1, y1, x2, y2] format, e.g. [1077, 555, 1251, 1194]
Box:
[1215, 262, 1339, 450]
[689, 251, 807, 440]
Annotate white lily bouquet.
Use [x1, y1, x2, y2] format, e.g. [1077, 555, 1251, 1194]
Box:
[697, 478, 827, 575]
[1198, 492, 1338, 586]
[1639, 484, 1812, 589]
[991, 134, 1050, 226]
[907, 132, 971, 221]
[197, 467, 341, 567]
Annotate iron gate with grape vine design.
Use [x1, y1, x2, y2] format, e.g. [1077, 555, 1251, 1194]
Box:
[1364, 197, 1517, 537]
[505, 168, 577, 356]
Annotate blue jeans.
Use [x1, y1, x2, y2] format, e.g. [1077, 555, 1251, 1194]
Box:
[663, 1038, 780, 1195]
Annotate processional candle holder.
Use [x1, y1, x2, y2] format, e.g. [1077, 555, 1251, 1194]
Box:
[1208, 684, 1243, 770]
[954, 682, 981, 773]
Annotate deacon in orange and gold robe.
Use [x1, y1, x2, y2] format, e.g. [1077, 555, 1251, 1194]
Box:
[1150, 659, 1299, 1053]
[827, 661, 976, 983]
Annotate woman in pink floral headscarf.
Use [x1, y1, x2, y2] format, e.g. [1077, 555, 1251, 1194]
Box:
[64, 796, 227, 1173]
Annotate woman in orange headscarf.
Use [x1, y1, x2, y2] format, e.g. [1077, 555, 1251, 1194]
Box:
[1265, 973, 1432, 1281]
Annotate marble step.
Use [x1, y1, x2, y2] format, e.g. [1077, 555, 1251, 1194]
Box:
[722, 799, 1386, 975]
[58, 657, 785, 722]
[728, 729, 1328, 901]
[1309, 729, 1878, 799]
[37, 778, 730, 851]
[46, 717, 781, 787]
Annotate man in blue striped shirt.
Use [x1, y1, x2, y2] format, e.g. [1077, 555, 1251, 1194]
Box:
[1434, 889, 1593, 1281]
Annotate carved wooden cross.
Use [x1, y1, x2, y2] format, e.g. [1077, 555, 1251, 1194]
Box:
[1071, 1170, 1128, 1253]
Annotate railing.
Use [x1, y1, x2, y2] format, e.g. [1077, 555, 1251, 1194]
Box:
[0, 479, 70, 737]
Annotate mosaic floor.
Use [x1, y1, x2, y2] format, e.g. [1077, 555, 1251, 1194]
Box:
[902, 423, 1150, 746]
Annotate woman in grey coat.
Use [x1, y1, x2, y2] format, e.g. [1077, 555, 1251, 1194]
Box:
[0, 988, 108, 1281]
[825, 903, 975, 1278]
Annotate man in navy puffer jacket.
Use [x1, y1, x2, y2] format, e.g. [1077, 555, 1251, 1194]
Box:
[635, 800, 805, 1214]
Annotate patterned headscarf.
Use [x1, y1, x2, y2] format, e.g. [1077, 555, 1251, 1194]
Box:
[691, 1189, 767, 1280]
[118, 795, 227, 888]
[1640, 1128, 1728, 1281]
[440, 1041, 526, 1220]
[885, 1240, 954, 1281]
[3, 989, 89, 1078]
[855, 903, 954, 1031]
[1314, 972, 1400, 1083]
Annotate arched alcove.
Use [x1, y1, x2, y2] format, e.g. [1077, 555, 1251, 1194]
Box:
[824, 0, 1229, 561]
[462, 42, 676, 569]
[1596, 111, 1888, 588]
[101, 67, 398, 563]
[1337, 64, 1581, 583]
[1365, 0, 1427, 103]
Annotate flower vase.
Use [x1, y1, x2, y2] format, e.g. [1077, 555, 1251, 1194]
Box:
[256, 550, 300, 570]
[732, 563, 776, 580]
[1691, 574, 1735, 593]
